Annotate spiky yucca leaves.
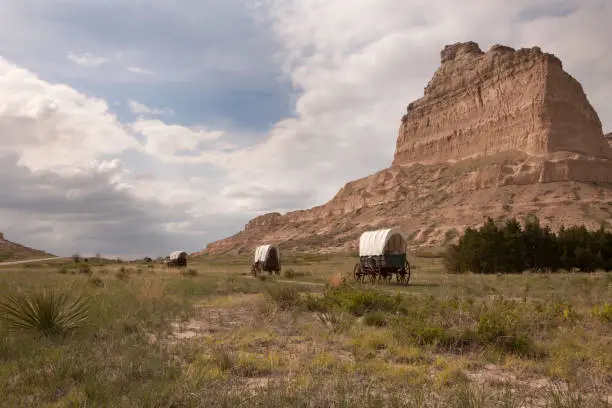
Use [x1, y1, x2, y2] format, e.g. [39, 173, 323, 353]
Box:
[0, 290, 89, 336]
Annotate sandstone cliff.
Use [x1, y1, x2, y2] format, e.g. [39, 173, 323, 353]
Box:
[198, 42, 612, 255]
[394, 42, 612, 166]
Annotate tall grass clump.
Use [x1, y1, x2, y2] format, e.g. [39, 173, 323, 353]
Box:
[265, 286, 301, 310]
[0, 290, 89, 336]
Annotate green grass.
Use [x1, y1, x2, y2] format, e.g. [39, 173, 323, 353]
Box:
[0, 256, 609, 407]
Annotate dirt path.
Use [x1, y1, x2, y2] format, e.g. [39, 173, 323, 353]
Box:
[241, 275, 420, 295]
[0, 257, 65, 267]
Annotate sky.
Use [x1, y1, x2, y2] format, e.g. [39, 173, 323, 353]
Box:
[1, 0, 611, 259]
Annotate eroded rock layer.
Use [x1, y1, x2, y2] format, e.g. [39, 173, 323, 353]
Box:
[393, 42, 612, 168]
[198, 42, 612, 255]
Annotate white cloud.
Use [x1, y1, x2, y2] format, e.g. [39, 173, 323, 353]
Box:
[207, 0, 612, 208]
[0, 57, 139, 170]
[126, 66, 154, 75]
[131, 119, 225, 163]
[67, 52, 107, 67]
[128, 100, 174, 116]
[1, 0, 611, 257]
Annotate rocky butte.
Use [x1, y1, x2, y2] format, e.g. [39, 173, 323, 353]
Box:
[198, 42, 612, 255]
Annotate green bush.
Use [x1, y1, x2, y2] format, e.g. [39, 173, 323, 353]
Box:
[363, 311, 388, 327]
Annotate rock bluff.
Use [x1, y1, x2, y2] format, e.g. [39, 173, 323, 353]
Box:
[394, 42, 612, 168]
[199, 42, 612, 255]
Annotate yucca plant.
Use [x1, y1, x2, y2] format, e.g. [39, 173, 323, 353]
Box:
[0, 289, 89, 336]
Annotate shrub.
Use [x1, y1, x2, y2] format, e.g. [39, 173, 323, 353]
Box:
[475, 299, 537, 356]
[0, 290, 89, 336]
[115, 267, 129, 281]
[363, 311, 388, 327]
[88, 276, 103, 288]
[591, 303, 612, 323]
[181, 268, 198, 277]
[265, 286, 300, 310]
[78, 264, 92, 275]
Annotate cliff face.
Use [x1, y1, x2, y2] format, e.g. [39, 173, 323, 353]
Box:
[393, 42, 612, 166]
[198, 42, 612, 256]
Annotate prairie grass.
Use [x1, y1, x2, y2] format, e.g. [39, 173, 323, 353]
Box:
[0, 255, 609, 407]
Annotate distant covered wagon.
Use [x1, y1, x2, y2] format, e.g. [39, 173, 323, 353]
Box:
[251, 244, 281, 276]
[167, 251, 188, 268]
[354, 228, 411, 285]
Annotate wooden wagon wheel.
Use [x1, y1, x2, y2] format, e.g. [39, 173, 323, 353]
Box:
[368, 259, 379, 284]
[403, 260, 412, 286]
[353, 263, 363, 283]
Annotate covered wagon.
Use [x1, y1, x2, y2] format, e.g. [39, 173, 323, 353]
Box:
[167, 250, 188, 268]
[353, 228, 411, 285]
[251, 244, 281, 276]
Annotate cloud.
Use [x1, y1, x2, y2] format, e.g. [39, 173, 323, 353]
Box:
[127, 66, 154, 75]
[0, 57, 139, 170]
[0, 0, 611, 258]
[128, 100, 174, 116]
[0, 57, 227, 257]
[67, 52, 108, 67]
[131, 119, 226, 163]
[205, 0, 612, 208]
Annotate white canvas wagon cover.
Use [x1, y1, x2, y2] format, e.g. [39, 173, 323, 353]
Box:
[169, 250, 187, 260]
[254, 244, 279, 263]
[358, 228, 408, 257]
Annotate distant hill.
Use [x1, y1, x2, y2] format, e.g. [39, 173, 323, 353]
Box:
[0, 232, 55, 262]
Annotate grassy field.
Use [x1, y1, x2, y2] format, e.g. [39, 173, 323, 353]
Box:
[0, 254, 610, 407]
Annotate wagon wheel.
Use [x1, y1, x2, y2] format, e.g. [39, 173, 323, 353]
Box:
[380, 270, 392, 284]
[368, 260, 379, 284]
[251, 263, 258, 276]
[275, 266, 281, 276]
[403, 260, 412, 286]
[353, 263, 363, 283]
[395, 269, 404, 285]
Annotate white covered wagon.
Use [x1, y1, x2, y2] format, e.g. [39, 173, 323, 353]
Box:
[251, 244, 281, 276]
[353, 228, 411, 285]
[167, 250, 188, 268]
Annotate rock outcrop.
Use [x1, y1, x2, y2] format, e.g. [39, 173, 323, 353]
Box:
[394, 42, 612, 166]
[0, 232, 54, 261]
[198, 42, 612, 255]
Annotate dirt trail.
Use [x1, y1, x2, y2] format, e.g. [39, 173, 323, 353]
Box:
[0, 257, 65, 267]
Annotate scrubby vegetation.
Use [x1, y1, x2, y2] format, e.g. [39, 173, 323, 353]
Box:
[445, 216, 612, 273]
[0, 254, 609, 407]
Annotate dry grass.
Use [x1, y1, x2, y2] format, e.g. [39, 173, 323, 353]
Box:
[0, 255, 609, 407]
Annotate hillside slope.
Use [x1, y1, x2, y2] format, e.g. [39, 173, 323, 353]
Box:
[0, 232, 55, 262]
